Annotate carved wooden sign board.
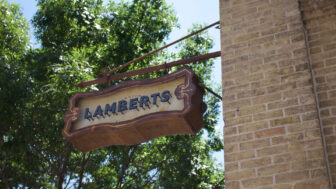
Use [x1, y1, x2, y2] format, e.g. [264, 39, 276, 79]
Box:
[63, 68, 206, 153]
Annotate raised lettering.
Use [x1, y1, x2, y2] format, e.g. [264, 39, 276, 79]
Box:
[161, 90, 171, 102]
[84, 108, 92, 120]
[93, 105, 103, 118]
[129, 98, 138, 110]
[104, 103, 116, 115]
[139, 96, 150, 108]
[84, 91, 173, 120]
[118, 100, 128, 112]
[151, 93, 160, 105]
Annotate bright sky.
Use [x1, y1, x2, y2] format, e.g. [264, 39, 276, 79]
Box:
[9, 0, 224, 167]
[161, 0, 224, 167]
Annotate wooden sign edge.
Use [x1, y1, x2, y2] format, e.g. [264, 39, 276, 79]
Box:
[62, 68, 206, 152]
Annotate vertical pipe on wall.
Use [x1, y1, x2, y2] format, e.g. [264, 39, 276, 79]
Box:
[298, 1, 333, 188]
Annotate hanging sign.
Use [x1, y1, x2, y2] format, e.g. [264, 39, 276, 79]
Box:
[62, 68, 206, 153]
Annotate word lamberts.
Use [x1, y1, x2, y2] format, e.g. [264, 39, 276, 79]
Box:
[84, 91, 171, 121]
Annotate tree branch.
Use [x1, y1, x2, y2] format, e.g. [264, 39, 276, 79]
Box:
[139, 168, 160, 188]
[115, 146, 137, 189]
[57, 142, 72, 189]
[64, 167, 73, 189]
[0, 157, 10, 188]
[212, 177, 225, 189]
[30, 144, 59, 183]
[30, 144, 54, 168]
[132, 2, 147, 45]
[78, 151, 91, 189]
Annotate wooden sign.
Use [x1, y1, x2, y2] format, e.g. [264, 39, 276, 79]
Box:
[62, 68, 206, 153]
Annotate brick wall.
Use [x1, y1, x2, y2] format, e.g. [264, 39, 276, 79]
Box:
[300, 0, 336, 188]
[220, 0, 332, 188]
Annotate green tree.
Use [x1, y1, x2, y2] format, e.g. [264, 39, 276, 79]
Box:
[0, 0, 37, 187]
[0, 0, 224, 188]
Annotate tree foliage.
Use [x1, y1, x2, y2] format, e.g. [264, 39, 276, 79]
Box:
[0, 0, 224, 188]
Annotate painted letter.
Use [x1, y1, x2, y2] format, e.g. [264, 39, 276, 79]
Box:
[104, 103, 116, 115]
[151, 93, 160, 105]
[161, 90, 171, 102]
[84, 108, 92, 120]
[118, 100, 128, 112]
[129, 98, 138, 110]
[93, 105, 103, 118]
[139, 96, 150, 108]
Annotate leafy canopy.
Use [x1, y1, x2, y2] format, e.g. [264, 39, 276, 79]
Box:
[0, 0, 224, 188]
